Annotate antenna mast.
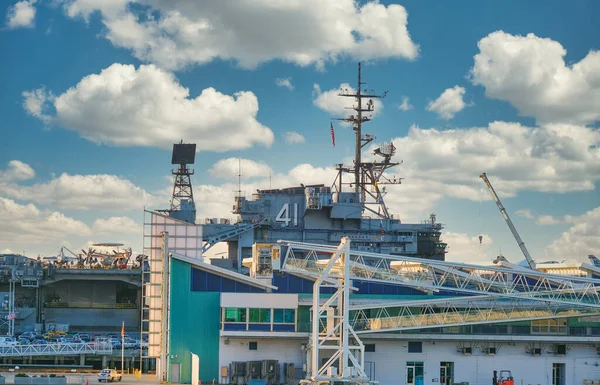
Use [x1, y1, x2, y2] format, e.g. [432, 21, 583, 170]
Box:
[333, 63, 402, 219]
[168, 140, 197, 224]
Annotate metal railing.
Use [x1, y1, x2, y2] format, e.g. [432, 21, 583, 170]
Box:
[0, 342, 112, 357]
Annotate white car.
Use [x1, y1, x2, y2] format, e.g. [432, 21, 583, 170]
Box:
[0, 336, 17, 347]
[97, 369, 122, 382]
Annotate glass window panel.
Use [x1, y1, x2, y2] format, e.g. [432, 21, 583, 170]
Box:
[274, 309, 284, 323]
[284, 309, 295, 323]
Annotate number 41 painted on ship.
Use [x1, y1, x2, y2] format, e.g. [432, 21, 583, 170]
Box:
[276, 203, 298, 226]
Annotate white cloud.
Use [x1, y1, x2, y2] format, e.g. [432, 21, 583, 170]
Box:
[23, 63, 274, 151]
[61, 0, 418, 70]
[471, 31, 600, 124]
[5, 0, 36, 29]
[426, 86, 469, 120]
[0, 197, 91, 245]
[442, 232, 495, 265]
[398, 96, 413, 111]
[1, 249, 14, 254]
[92, 216, 142, 235]
[386, 122, 600, 206]
[0, 160, 35, 182]
[275, 78, 294, 91]
[546, 207, 600, 261]
[209, 158, 273, 180]
[313, 83, 383, 117]
[0, 173, 158, 210]
[517, 209, 565, 225]
[283, 132, 305, 144]
[196, 163, 336, 220]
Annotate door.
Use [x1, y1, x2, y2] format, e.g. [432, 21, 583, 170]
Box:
[406, 362, 424, 385]
[552, 363, 565, 385]
[440, 362, 454, 385]
[171, 363, 181, 383]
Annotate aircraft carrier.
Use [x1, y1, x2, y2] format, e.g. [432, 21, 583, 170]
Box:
[171, 63, 447, 273]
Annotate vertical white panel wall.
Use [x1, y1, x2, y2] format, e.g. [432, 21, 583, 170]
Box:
[218, 337, 600, 385]
[145, 212, 203, 358]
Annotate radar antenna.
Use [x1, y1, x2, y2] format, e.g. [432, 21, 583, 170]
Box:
[168, 140, 197, 223]
[332, 63, 402, 219]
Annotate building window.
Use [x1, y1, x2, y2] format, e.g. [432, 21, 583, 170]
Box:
[364, 344, 375, 352]
[224, 308, 246, 323]
[532, 319, 567, 335]
[408, 342, 422, 353]
[273, 309, 295, 323]
[249, 341, 257, 350]
[249, 308, 270, 323]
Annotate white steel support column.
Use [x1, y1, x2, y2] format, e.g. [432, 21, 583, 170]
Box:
[305, 237, 369, 385]
[159, 232, 170, 382]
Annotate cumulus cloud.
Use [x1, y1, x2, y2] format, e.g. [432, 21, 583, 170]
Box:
[545, 207, 600, 261]
[283, 132, 305, 144]
[0, 160, 35, 182]
[471, 31, 600, 124]
[5, 0, 36, 29]
[60, 0, 418, 70]
[0, 197, 91, 244]
[22, 63, 274, 151]
[275, 78, 294, 91]
[209, 158, 273, 180]
[0, 173, 158, 210]
[313, 83, 383, 117]
[516, 209, 564, 225]
[426, 86, 469, 120]
[92, 216, 142, 235]
[442, 232, 495, 265]
[386, 122, 600, 205]
[398, 96, 413, 111]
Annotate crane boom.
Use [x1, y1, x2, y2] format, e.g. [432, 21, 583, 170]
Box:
[480, 173, 536, 270]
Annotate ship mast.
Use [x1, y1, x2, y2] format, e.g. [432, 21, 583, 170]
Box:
[333, 63, 403, 219]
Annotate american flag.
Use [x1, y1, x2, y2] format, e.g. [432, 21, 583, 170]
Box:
[330, 122, 335, 147]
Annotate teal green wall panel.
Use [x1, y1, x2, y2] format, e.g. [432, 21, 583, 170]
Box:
[169, 259, 220, 384]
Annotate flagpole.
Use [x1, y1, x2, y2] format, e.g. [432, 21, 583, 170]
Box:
[121, 321, 125, 376]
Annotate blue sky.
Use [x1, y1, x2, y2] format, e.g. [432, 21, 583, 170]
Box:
[0, 0, 598, 263]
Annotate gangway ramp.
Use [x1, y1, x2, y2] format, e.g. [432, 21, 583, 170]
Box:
[0, 342, 112, 357]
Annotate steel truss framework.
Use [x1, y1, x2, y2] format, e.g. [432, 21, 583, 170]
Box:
[302, 238, 369, 385]
[280, 238, 600, 334]
[0, 342, 112, 357]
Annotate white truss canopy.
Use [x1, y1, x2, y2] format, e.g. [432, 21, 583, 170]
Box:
[279, 240, 600, 335]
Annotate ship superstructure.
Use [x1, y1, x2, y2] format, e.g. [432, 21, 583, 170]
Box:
[200, 64, 447, 271]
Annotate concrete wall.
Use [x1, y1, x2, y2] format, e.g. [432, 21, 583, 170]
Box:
[218, 338, 600, 385]
[44, 308, 138, 330]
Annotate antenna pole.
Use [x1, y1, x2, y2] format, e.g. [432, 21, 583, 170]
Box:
[355, 63, 362, 194]
[335, 63, 395, 218]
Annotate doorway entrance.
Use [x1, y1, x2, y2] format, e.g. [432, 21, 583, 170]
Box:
[439, 362, 454, 385]
[552, 363, 565, 385]
[406, 362, 424, 385]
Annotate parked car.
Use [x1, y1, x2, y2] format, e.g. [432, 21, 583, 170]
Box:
[98, 369, 122, 382]
[31, 339, 48, 345]
[0, 336, 17, 347]
[17, 338, 29, 345]
[19, 332, 37, 341]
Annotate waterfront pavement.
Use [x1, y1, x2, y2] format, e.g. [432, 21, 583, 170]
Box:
[0, 374, 160, 385]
